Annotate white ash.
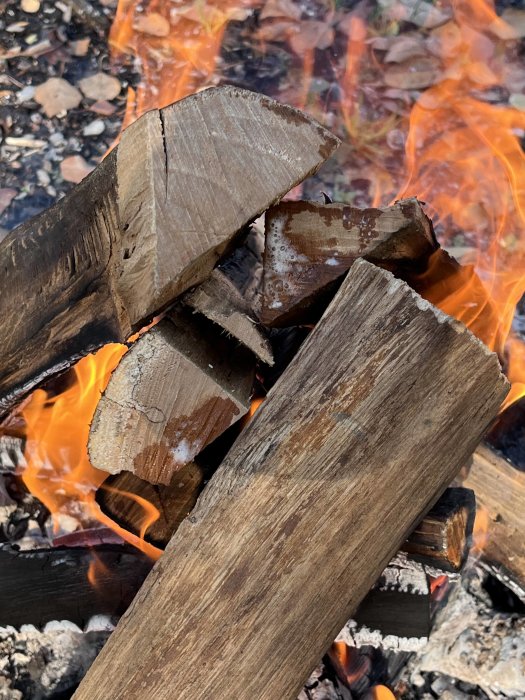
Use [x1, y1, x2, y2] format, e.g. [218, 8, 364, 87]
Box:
[0, 437, 26, 474]
[0, 623, 111, 699]
[336, 620, 428, 653]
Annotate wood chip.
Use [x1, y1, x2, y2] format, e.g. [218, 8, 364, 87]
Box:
[78, 73, 121, 101]
[70, 38, 91, 56]
[60, 155, 94, 184]
[34, 77, 82, 117]
[133, 12, 170, 37]
[0, 189, 17, 216]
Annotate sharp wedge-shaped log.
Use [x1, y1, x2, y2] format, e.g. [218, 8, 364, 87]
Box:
[89, 307, 254, 485]
[463, 443, 525, 601]
[401, 487, 475, 573]
[0, 87, 339, 417]
[74, 260, 507, 700]
[183, 269, 273, 365]
[260, 197, 437, 326]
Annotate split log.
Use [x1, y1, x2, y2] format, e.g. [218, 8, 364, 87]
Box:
[183, 269, 273, 365]
[401, 487, 475, 573]
[0, 545, 151, 628]
[96, 462, 204, 548]
[260, 197, 437, 326]
[0, 87, 339, 417]
[88, 307, 254, 485]
[463, 443, 525, 601]
[74, 260, 507, 700]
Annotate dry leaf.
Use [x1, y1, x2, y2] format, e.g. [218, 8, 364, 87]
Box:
[384, 34, 428, 63]
[34, 77, 82, 117]
[79, 73, 121, 101]
[380, 0, 451, 29]
[426, 21, 462, 59]
[256, 18, 298, 43]
[495, 9, 525, 39]
[133, 12, 170, 37]
[260, 0, 301, 22]
[384, 57, 440, 90]
[60, 155, 94, 184]
[89, 100, 117, 116]
[0, 189, 17, 216]
[289, 20, 334, 55]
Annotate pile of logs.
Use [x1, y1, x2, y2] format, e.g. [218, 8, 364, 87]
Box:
[0, 87, 516, 699]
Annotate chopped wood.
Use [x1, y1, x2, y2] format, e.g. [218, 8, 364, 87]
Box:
[74, 260, 507, 700]
[96, 462, 204, 548]
[260, 197, 437, 326]
[401, 486, 475, 573]
[0, 545, 151, 628]
[0, 86, 339, 417]
[88, 307, 254, 485]
[183, 269, 273, 365]
[463, 443, 525, 601]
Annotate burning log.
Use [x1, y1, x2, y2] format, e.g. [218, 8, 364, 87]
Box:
[88, 307, 254, 485]
[463, 443, 525, 601]
[401, 487, 475, 573]
[73, 260, 507, 700]
[0, 86, 339, 418]
[183, 269, 273, 365]
[0, 545, 151, 628]
[260, 197, 437, 326]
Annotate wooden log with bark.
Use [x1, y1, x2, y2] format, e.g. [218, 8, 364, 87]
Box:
[88, 307, 255, 485]
[74, 260, 507, 700]
[401, 487, 475, 573]
[260, 197, 438, 326]
[463, 443, 525, 601]
[0, 87, 339, 417]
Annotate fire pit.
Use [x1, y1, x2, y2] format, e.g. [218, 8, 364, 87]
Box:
[1, 0, 524, 698]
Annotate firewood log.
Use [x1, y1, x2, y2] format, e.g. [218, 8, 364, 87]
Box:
[463, 443, 525, 601]
[0, 87, 339, 417]
[401, 487, 475, 573]
[183, 269, 273, 365]
[260, 197, 438, 326]
[73, 260, 507, 700]
[88, 307, 254, 485]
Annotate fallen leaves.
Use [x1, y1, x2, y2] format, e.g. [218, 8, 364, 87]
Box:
[34, 78, 82, 118]
[79, 73, 121, 101]
[384, 57, 441, 90]
[289, 20, 334, 55]
[379, 0, 451, 29]
[60, 155, 94, 184]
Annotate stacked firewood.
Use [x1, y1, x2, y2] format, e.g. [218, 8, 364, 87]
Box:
[0, 87, 513, 700]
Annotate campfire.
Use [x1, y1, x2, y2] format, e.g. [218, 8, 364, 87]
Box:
[1, 0, 525, 698]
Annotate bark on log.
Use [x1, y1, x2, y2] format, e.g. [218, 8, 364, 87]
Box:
[401, 487, 475, 573]
[0, 87, 339, 417]
[88, 307, 254, 485]
[260, 197, 437, 326]
[463, 443, 525, 601]
[0, 545, 151, 628]
[183, 269, 273, 365]
[74, 260, 507, 700]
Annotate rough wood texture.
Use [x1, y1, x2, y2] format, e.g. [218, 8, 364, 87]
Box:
[0, 86, 339, 417]
[0, 545, 151, 628]
[401, 487, 475, 573]
[89, 307, 254, 485]
[96, 462, 204, 548]
[74, 260, 507, 700]
[261, 197, 437, 326]
[183, 269, 273, 365]
[464, 443, 525, 600]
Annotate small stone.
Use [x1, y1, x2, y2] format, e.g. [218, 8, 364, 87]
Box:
[78, 72, 121, 101]
[510, 94, 525, 111]
[60, 155, 94, 184]
[37, 169, 50, 186]
[34, 77, 82, 118]
[89, 100, 117, 116]
[0, 189, 17, 216]
[49, 131, 66, 147]
[16, 85, 35, 103]
[82, 119, 105, 136]
[21, 0, 40, 12]
[70, 37, 90, 56]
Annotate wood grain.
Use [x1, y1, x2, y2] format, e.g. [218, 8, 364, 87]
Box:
[261, 197, 437, 326]
[88, 307, 254, 484]
[74, 260, 507, 700]
[0, 86, 339, 417]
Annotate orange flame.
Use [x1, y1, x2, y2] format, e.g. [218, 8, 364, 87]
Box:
[395, 0, 525, 407]
[22, 344, 161, 563]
